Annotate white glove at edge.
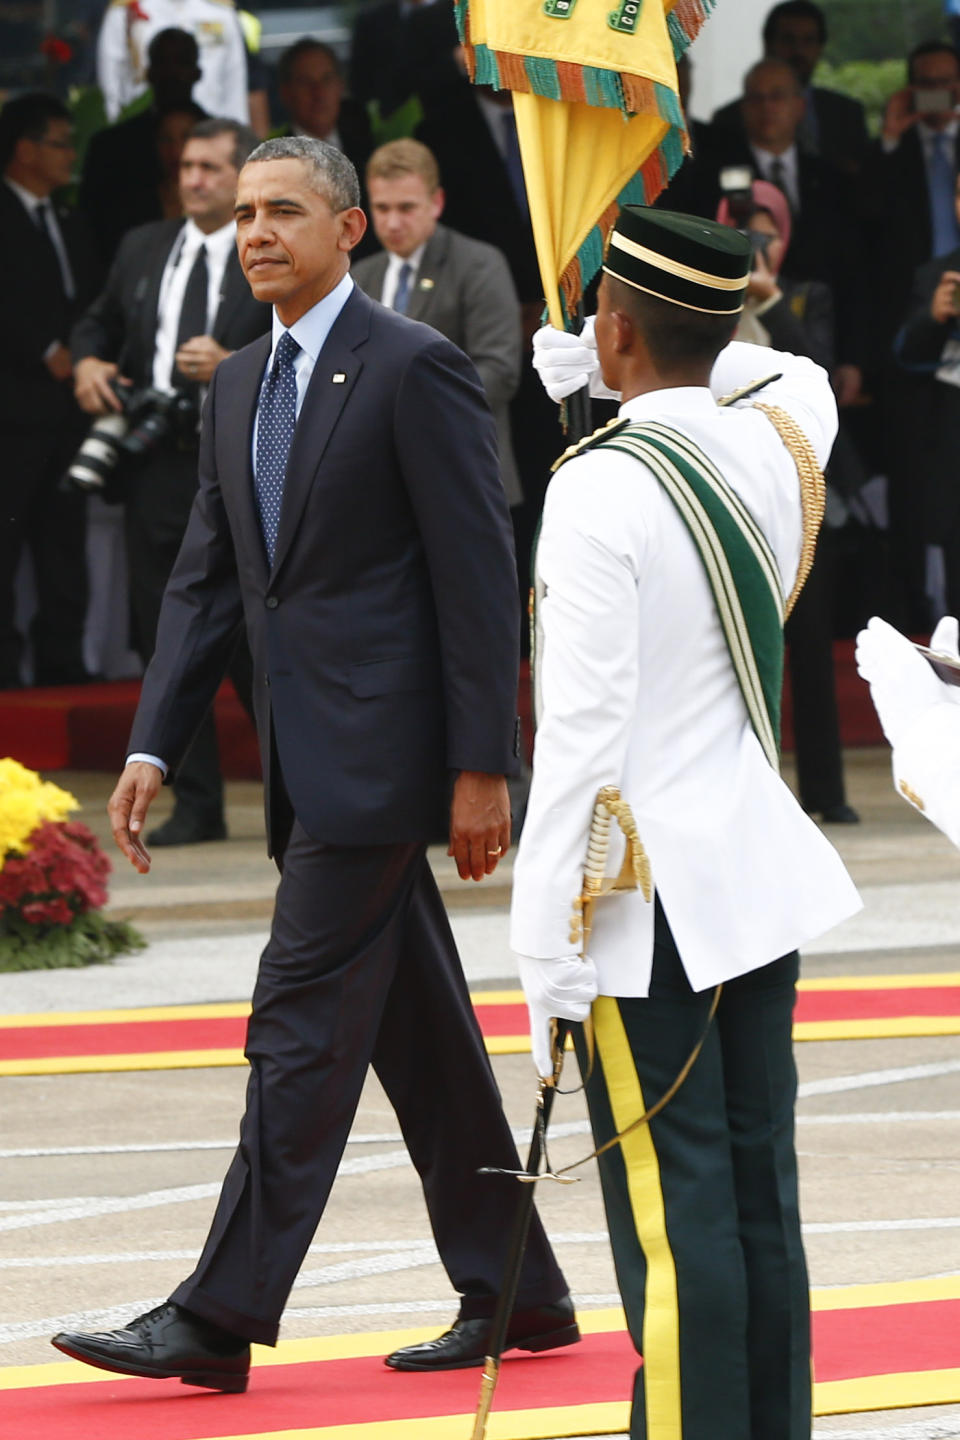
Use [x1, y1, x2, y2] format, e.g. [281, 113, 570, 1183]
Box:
[855, 615, 958, 747]
[532, 317, 600, 403]
[517, 951, 598, 1079]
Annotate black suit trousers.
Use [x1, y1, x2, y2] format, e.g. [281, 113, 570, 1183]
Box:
[171, 820, 567, 1343]
[124, 443, 254, 821]
[0, 422, 88, 686]
[575, 902, 808, 1440]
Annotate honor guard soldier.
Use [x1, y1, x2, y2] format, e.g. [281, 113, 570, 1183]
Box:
[97, 0, 250, 123]
[512, 208, 862, 1440]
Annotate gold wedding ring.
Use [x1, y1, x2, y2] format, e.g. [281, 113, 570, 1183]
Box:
[487, 846, 502, 857]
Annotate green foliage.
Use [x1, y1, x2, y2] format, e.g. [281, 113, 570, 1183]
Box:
[814, 58, 908, 134]
[0, 911, 146, 972]
[822, 0, 946, 63]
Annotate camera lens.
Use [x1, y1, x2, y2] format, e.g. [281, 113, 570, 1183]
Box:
[65, 413, 130, 492]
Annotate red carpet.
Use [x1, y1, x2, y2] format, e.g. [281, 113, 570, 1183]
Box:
[2, 975, 959, 1076]
[0, 680, 261, 778]
[3, 1284, 960, 1434]
[1, 644, 881, 778]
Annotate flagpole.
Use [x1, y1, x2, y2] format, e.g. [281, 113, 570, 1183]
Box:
[565, 302, 592, 443]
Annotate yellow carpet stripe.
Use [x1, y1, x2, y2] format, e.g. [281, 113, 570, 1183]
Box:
[0, 1003, 252, 1029]
[592, 995, 682, 1440]
[810, 1275, 960, 1308]
[814, 1366, 960, 1416]
[152, 1404, 632, 1440]
[798, 973, 960, 991]
[794, 1018, 960, 1042]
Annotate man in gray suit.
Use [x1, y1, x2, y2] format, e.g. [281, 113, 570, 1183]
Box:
[352, 139, 523, 507]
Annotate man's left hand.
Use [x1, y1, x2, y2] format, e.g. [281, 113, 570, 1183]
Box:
[175, 335, 231, 384]
[449, 770, 510, 881]
[517, 952, 598, 1078]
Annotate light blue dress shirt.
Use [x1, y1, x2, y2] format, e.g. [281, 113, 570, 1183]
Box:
[129, 272, 356, 776]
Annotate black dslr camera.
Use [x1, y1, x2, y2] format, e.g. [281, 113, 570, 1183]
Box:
[65, 381, 198, 494]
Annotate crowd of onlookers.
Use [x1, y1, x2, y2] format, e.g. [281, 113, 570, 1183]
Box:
[5, 0, 960, 828]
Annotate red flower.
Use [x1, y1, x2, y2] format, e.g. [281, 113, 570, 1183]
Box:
[22, 897, 73, 926]
[1, 820, 114, 925]
[40, 34, 73, 64]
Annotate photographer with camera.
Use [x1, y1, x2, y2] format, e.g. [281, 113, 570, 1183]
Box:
[71, 116, 269, 845]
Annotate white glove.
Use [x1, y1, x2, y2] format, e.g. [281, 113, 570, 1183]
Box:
[855, 615, 958, 747]
[516, 952, 598, 1079]
[532, 317, 600, 402]
[930, 614, 960, 672]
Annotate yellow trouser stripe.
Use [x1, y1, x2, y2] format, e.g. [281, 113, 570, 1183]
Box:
[593, 995, 682, 1439]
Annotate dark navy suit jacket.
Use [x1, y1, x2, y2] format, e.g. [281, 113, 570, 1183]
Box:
[128, 285, 520, 850]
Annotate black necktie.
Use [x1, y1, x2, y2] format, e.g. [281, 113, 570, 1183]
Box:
[170, 243, 208, 390]
[769, 157, 790, 207]
[35, 201, 75, 300]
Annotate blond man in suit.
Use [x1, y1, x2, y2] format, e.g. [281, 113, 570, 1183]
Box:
[352, 139, 523, 506]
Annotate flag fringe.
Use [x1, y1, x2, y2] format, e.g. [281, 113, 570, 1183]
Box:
[464, 41, 687, 123]
[666, 0, 718, 57]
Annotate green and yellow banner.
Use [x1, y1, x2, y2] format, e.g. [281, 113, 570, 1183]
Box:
[455, 0, 718, 324]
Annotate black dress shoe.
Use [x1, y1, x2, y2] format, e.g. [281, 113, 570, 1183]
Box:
[51, 1302, 249, 1392]
[819, 803, 860, 825]
[384, 1297, 580, 1371]
[146, 814, 228, 846]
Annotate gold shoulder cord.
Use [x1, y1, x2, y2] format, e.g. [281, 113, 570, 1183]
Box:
[750, 401, 825, 618]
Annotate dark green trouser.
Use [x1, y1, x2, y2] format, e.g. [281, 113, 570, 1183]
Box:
[574, 900, 810, 1440]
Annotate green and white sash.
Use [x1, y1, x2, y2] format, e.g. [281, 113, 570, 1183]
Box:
[532, 418, 785, 768]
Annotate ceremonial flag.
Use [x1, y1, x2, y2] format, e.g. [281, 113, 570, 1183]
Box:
[455, 0, 717, 326]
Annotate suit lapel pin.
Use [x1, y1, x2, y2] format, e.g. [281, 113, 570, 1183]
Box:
[332, 372, 347, 383]
[418, 277, 434, 290]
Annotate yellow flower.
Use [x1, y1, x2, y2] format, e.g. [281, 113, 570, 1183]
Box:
[0, 759, 79, 869]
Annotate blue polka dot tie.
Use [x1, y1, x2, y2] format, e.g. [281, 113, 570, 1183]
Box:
[255, 330, 301, 565]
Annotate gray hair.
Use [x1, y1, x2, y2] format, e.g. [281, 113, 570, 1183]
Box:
[244, 135, 360, 211]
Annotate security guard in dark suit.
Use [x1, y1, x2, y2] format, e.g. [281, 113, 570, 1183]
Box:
[0, 93, 101, 688]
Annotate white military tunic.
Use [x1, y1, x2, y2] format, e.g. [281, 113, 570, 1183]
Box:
[97, 0, 250, 123]
[511, 340, 862, 997]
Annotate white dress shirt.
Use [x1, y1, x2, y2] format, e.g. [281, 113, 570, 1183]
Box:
[380, 243, 427, 309]
[511, 342, 861, 996]
[153, 218, 237, 393]
[749, 142, 800, 211]
[130, 272, 356, 775]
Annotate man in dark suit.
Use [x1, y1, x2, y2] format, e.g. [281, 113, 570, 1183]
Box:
[52, 135, 575, 1391]
[694, 61, 866, 390]
[0, 92, 101, 688]
[79, 26, 207, 264]
[274, 38, 377, 259]
[349, 0, 461, 122]
[71, 117, 270, 845]
[712, 1, 868, 175]
[895, 180, 960, 617]
[861, 40, 960, 626]
[353, 137, 523, 506]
